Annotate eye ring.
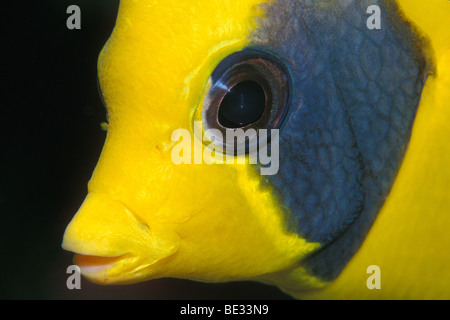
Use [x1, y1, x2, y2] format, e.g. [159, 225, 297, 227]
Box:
[201, 49, 292, 153]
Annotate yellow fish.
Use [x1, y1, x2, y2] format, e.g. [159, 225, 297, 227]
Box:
[62, 0, 450, 299]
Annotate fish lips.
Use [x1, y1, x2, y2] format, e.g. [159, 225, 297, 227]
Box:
[62, 192, 179, 284]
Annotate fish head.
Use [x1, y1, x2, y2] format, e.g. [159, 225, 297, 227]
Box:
[62, 0, 433, 293]
[62, 0, 318, 285]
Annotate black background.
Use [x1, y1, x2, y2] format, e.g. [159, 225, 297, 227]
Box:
[1, 1, 292, 299]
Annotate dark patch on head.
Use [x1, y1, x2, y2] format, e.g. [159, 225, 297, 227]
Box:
[248, 0, 431, 280]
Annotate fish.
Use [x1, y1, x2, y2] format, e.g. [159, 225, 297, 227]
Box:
[62, 0, 450, 299]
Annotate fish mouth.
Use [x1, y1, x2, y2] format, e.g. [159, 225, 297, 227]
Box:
[62, 193, 181, 283]
[74, 254, 128, 273]
[72, 253, 139, 283]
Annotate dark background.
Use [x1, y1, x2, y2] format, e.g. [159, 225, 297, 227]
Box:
[1, 1, 292, 299]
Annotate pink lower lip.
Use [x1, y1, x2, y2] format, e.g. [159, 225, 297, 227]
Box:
[74, 254, 125, 273]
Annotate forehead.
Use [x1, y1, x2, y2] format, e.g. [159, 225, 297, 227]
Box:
[97, 0, 267, 127]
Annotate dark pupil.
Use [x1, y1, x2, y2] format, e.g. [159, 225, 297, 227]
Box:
[218, 80, 266, 128]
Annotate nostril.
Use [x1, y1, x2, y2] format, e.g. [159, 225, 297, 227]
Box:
[138, 223, 150, 233]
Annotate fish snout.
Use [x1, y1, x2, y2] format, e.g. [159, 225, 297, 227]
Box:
[62, 193, 179, 284]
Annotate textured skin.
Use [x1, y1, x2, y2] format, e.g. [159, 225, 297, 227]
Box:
[251, 0, 430, 280]
[299, 0, 450, 299]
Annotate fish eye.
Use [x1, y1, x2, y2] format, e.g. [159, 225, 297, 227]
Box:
[201, 49, 292, 152]
[218, 80, 266, 128]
